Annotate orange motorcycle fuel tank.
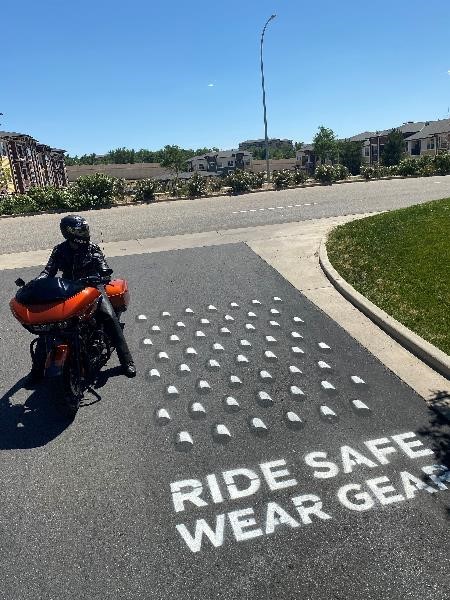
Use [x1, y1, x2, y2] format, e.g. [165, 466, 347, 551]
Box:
[105, 279, 129, 312]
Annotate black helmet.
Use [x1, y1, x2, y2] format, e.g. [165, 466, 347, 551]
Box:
[60, 215, 90, 245]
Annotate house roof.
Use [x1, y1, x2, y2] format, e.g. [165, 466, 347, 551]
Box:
[369, 122, 426, 138]
[347, 131, 376, 142]
[0, 130, 32, 139]
[404, 118, 450, 141]
[297, 144, 314, 152]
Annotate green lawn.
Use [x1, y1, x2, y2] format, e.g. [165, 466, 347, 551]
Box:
[326, 198, 450, 355]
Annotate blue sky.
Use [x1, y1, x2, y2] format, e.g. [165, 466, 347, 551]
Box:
[2, 0, 450, 155]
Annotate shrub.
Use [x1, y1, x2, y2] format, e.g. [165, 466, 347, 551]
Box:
[433, 151, 450, 175]
[26, 186, 69, 210]
[68, 173, 115, 209]
[112, 177, 127, 200]
[397, 158, 420, 177]
[249, 171, 265, 188]
[387, 165, 398, 176]
[360, 165, 378, 180]
[225, 170, 255, 194]
[333, 164, 350, 181]
[170, 180, 188, 197]
[314, 164, 335, 184]
[272, 169, 294, 189]
[208, 177, 223, 193]
[134, 178, 160, 202]
[292, 169, 308, 185]
[0, 194, 38, 215]
[417, 155, 436, 177]
[186, 173, 208, 198]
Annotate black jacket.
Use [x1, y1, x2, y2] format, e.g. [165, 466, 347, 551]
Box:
[38, 241, 112, 281]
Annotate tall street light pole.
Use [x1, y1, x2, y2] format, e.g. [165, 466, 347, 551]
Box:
[260, 14, 276, 183]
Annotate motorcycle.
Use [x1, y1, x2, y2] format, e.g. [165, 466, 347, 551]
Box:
[10, 275, 130, 417]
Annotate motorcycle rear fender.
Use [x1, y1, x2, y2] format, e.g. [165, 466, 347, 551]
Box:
[45, 343, 69, 377]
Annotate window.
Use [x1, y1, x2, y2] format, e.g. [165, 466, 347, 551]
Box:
[198, 164, 205, 170]
[426, 138, 435, 150]
[228, 160, 234, 166]
[364, 147, 370, 157]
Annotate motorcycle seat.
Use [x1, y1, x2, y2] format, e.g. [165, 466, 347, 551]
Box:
[16, 277, 85, 305]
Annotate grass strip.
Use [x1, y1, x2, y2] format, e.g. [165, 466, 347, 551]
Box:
[326, 198, 450, 355]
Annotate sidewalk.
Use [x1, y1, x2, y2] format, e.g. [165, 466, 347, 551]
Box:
[1, 214, 448, 413]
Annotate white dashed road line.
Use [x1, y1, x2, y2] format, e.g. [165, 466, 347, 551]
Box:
[232, 202, 318, 215]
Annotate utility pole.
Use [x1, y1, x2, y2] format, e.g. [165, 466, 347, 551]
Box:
[260, 14, 276, 183]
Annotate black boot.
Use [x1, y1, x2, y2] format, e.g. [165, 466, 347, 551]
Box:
[122, 361, 137, 378]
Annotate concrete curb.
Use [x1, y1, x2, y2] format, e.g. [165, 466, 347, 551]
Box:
[319, 233, 450, 385]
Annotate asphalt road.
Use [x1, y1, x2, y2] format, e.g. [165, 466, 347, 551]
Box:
[0, 175, 449, 254]
[0, 245, 448, 600]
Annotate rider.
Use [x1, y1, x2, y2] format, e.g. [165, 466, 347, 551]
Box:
[30, 214, 136, 380]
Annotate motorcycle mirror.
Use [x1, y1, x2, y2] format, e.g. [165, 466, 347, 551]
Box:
[15, 278, 26, 287]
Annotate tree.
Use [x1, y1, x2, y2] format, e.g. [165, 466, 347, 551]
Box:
[313, 126, 338, 163]
[381, 128, 405, 166]
[160, 145, 190, 179]
[337, 139, 363, 175]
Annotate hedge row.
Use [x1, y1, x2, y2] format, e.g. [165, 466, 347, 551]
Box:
[361, 153, 450, 180]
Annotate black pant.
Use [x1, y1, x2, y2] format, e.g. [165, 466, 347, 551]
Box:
[97, 287, 133, 366]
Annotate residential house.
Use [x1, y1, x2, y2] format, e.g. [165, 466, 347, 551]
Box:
[368, 122, 425, 164]
[186, 150, 252, 175]
[0, 131, 67, 194]
[404, 118, 450, 158]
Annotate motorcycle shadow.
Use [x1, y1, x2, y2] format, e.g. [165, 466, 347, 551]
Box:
[0, 366, 124, 450]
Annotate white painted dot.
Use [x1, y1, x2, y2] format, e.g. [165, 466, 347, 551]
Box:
[195, 330, 206, 338]
[185, 308, 194, 315]
[148, 368, 160, 380]
[259, 370, 273, 380]
[197, 379, 211, 393]
[252, 300, 262, 305]
[200, 318, 211, 326]
[220, 327, 231, 336]
[257, 391, 274, 406]
[318, 361, 331, 370]
[352, 399, 370, 412]
[161, 311, 171, 318]
[213, 424, 232, 442]
[136, 314, 147, 322]
[156, 408, 171, 424]
[247, 311, 257, 319]
[291, 346, 304, 355]
[166, 385, 179, 396]
[318, 342, 331, 351]
[184, 347, 198, 357]
[157, 351, 169, 361]
[230, 302, 240, 309]
[190, 402, 206, 418]
[250, 417, 268, 433]
[269, 320, 280, 328]
[289, 365, 302, 375]
[169, 334, 180, 343]
[293, 316, 304, 323]
[229, 375, 243, 387]
[270, 308, 280, 315]
[265, 335, 277, 344]
[206, 359, 221, 370]
[141, 338, 153, 347]
[273, 297, 282, 303]
[319, 405, 338, 421]
[224, 396, 240, 411]
[351, 376, 366, 384]
[264, 350, 277, 361]
[290, 385, 305, 398]
[321, 380, 336, 392]
[240, 339, 252, 348]
[176, 321, 186, 329]
[291, 331, 302, 339]
[212, 342, 225, 352]
[285, 411, 303, 429]
[207, 305, 218, 312]
[236, 354, 249, 364]
[151, 325, 161, 333]
[245, 323, 256, 332]
[175, 431, 194, 450]
[268, 207, 275, 210]
[178, 363, 191, 375]
[224, 314, 234, 322]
